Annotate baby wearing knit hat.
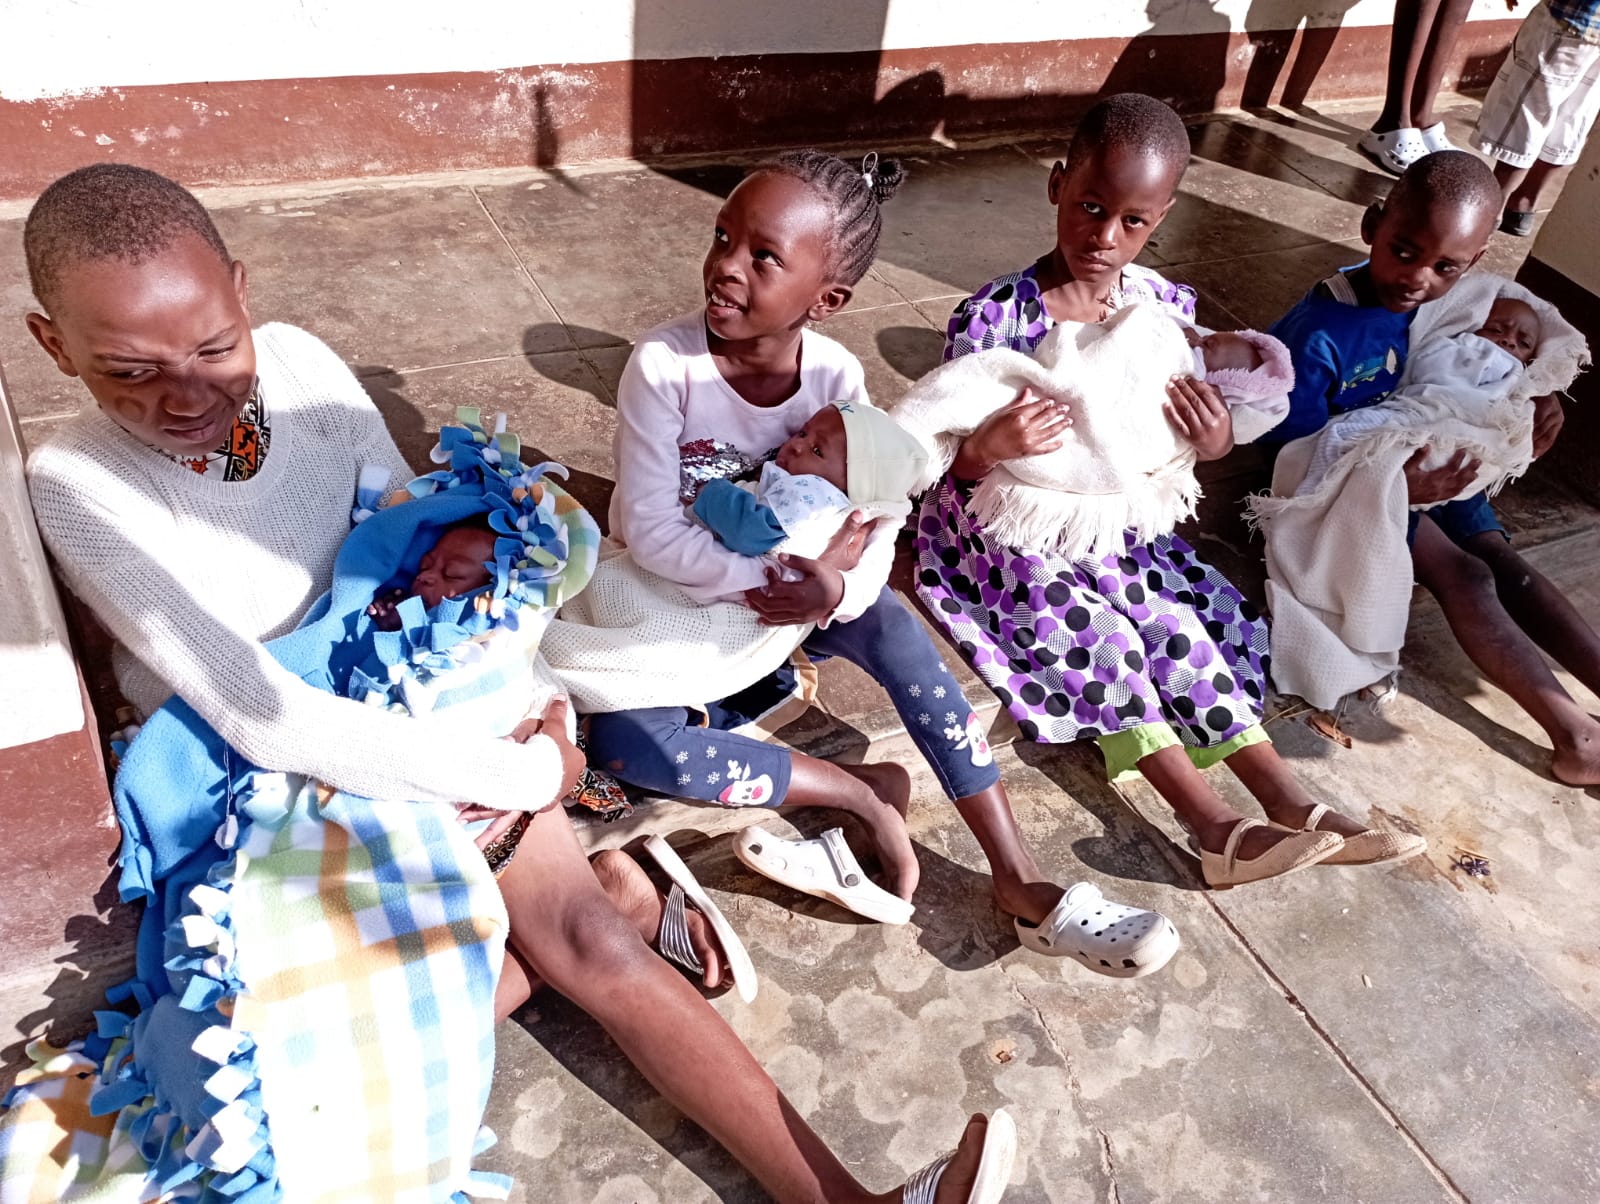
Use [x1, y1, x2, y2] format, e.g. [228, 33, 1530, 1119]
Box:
[692, 399, 929, 564]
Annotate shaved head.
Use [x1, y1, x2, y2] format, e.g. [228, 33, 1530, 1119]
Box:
[1385, 150, 1501, 233]
[1066, 93, 1192, 183]
[25, 164, 231, 314]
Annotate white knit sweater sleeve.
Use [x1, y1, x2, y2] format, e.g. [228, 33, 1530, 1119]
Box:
[27, 351, 562, 812]
[614, 336, 772, 602]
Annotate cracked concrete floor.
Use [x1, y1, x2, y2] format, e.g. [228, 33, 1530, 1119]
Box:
[485, 517, 1600, 1202]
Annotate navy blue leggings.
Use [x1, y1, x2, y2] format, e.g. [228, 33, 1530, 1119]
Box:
[586, 588, 1002, 806]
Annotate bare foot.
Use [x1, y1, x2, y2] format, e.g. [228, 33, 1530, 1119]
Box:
[1261, 799, 1371, 839]
[842, 761, 912, 818]
[1552, 741, 1600, 786]
[916, 1113, 990, 1204]
[836, 761, 921, 902]
[590, 850, 727, 989]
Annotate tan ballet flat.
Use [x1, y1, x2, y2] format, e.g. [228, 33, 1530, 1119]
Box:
[1200, 818, 1343, 889]
[1283, 804, 1427, 867]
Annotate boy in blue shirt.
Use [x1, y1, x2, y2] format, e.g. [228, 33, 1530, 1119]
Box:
[1267, 150, 1600, 786]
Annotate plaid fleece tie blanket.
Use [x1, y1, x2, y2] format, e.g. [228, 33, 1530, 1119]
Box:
[1, 413, 599, 1203]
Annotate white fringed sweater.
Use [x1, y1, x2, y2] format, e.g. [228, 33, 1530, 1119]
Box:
[26, 322, 561, 809]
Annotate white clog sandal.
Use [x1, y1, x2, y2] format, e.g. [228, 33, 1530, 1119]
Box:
[1014, 882, 1179, 978]
[733, 825, 915, 925]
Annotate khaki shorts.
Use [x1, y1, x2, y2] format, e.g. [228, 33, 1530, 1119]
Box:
[1475, 1, 1600, 168]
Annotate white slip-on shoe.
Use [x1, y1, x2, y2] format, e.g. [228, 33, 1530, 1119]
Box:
[733, 825, 915, 925]
[1418, 121, 1455, 153]
[1357, 127, 1428, 174]
[1013, 881, 1179, 978]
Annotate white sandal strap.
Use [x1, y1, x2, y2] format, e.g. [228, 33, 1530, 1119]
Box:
[1302, 803, 1329, 833]
[820, 827, 865, 889]
[903, 1152, 952, 1204]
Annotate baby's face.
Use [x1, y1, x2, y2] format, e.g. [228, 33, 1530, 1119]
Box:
[1476, 298, 1540, 365]
[775, 404, 849, 493]
[1197, 331, 1264, 374]
[409, 525, 497, 609]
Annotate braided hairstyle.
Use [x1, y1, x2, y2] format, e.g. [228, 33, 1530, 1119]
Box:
[754, 149, 906, 286]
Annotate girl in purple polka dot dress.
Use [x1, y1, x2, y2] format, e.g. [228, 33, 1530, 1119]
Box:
[917, 95, 1417, 888]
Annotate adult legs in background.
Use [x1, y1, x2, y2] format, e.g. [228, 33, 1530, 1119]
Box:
[492, 802, 991, 1204]
[1412, 516, 1600, 784]
[1372, 0, 1474, 134]
[1494, 159, 1570, 219]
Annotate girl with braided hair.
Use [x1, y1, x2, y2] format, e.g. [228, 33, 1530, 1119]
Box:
[587, 147, 1182, 983]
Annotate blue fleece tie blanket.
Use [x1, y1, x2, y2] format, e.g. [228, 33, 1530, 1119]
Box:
[0, 413, 599, 1204]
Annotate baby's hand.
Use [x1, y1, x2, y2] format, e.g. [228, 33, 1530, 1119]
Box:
[366, 588, 407, 632]
[1165, 377, 1234, 461]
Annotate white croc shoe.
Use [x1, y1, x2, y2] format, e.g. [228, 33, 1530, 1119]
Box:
[734, 825, 915, 925]
[1418, 121, 1455, 153]
[1014, 882, 1180, 978]
[1357, 127, 1428, 175]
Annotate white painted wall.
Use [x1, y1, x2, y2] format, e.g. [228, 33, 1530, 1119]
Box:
[1, 0, 1518, 101]
[0, 373, 84, 749]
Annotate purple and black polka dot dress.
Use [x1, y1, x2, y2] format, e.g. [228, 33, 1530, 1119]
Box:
[914, 263, 1270, 748]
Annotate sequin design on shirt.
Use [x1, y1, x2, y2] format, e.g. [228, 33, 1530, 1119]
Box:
[678, 437, 761, 504]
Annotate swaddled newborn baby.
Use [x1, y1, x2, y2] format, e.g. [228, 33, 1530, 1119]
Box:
[366, 518, 498, 631]
[1297, 297, 1542, 496]
[691, 399, 929, 566]
[1181, 326, 1294, 444]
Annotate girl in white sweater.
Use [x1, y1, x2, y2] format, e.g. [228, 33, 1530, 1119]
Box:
[588, 148, 1181, 979]
[21, 164, 1007, 1204]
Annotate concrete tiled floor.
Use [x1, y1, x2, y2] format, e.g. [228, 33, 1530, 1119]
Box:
[4, 95, 1598, 1201]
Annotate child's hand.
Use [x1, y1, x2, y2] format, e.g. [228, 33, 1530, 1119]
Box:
[507, 695, 587, 807]
[1531, 392, 1565, 459]
[1165, 376, 1234, 461]
[956, 388, 1073, 477]
[366, 588, 407, 633]
[817, 510, 870, 573]
[744, 556, 844, 626]
[1404, 447, 1481, 505]
[455, 804, 524, 851]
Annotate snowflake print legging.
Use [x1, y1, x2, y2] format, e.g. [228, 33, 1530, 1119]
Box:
[585, 588, 1002, 806]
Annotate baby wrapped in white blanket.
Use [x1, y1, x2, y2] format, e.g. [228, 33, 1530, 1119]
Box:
[542, 401, 928, 714]
[1251, 273, 1590, 710]
[892, 301, 1293, 560]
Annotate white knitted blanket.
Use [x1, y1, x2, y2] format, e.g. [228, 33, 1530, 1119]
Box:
[541, 544, 812, 714]
[1250, 274, 1590, 709]
[543, 487, 901, 714]
[893, 303, 1208, 560]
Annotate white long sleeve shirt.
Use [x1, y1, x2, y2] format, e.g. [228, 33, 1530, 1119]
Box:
[606, 313, 895, 623]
